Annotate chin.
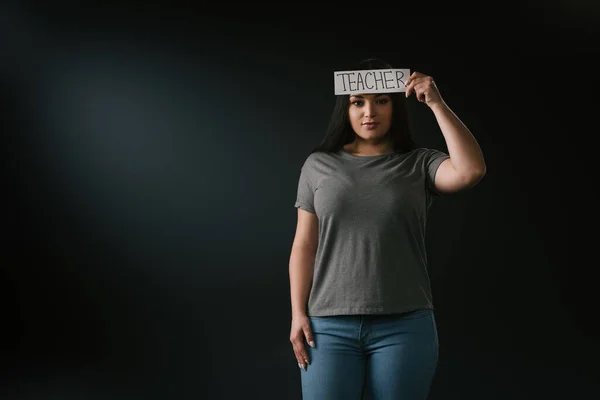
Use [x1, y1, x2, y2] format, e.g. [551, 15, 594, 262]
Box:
[362, 129, 387, 137]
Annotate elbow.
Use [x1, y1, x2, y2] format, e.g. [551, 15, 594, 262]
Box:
[467, 166, 486, 185]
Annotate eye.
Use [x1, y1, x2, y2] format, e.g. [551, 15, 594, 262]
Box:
[377, 98, 390, 104]
[351, 100, 363, 106]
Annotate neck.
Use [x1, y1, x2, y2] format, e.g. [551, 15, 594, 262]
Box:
[344, 140, 393, 156]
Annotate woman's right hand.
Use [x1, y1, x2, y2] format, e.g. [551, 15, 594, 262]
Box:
[289, 313, 315, 370]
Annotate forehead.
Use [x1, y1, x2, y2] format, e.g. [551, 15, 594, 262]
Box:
[349, 93, 390, 99]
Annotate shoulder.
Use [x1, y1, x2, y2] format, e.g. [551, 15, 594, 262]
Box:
[410, 147, 449, 166]
[413, 147, 449, 158]
[301, 151, 336, 168]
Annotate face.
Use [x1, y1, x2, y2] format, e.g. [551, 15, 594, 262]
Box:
[348, 93, 393, 139]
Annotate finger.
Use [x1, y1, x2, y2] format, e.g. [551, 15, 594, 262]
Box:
[406, 71, 423, 87]
[297, 346, 309, 365]
[407, 71, 419, 85]
[405, 80, 414, 97]
[406, 79, 420, 97]
[295, 350, 307, 370]
[405, 76, 413, 91]
[414, 84, 424, 102]
[417, 88, 426, 102]
[292, 341, 309, 369]
[294, 327, 314, 367]
[412, 82, 427, 102]
[304, 326, 315, 349]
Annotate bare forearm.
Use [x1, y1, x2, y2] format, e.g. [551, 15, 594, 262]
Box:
[289, 246, 316, 317]
[431, 102, 486, 176]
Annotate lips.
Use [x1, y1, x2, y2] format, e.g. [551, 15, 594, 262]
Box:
[362, 122, 380, 129]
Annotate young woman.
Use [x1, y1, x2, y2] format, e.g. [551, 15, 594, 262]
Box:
[288, 57, 486, 399]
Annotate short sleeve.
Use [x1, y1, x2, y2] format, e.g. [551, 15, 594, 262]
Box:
[294, 162, 316, 214]
[423, 148, 450, 195]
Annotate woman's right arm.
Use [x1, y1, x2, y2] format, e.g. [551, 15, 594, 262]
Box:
[289, 208, 318, 370]
[289, 243, 317, 317]
[289, 208, 318, 317]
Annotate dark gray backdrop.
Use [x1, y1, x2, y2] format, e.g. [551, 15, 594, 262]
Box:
[2, 1, 599, 399]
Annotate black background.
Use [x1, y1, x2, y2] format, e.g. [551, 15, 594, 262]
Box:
[2, 1, 599, 399]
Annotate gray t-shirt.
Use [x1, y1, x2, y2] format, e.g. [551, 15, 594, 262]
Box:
[294, 147, 450, 316]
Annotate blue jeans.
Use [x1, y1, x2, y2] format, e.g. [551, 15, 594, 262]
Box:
[300, 308, 439, 400]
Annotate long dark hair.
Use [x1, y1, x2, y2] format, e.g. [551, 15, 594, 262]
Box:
[310, 57, 416, 155]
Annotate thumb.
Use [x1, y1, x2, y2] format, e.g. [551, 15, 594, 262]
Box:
[303, 325, 315, 348]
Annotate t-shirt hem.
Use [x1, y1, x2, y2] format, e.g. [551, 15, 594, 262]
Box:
[294, 201, 315, 214]
[307, 305, 433, 317]
[429, 155, 451, 196]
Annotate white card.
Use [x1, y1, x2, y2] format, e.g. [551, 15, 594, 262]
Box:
[334, 68, 410, 95]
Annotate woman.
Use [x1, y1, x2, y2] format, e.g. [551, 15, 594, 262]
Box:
[289, 58, 486, 399]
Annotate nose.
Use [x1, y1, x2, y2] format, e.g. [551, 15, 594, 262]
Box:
[364, 102, 376, 118]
